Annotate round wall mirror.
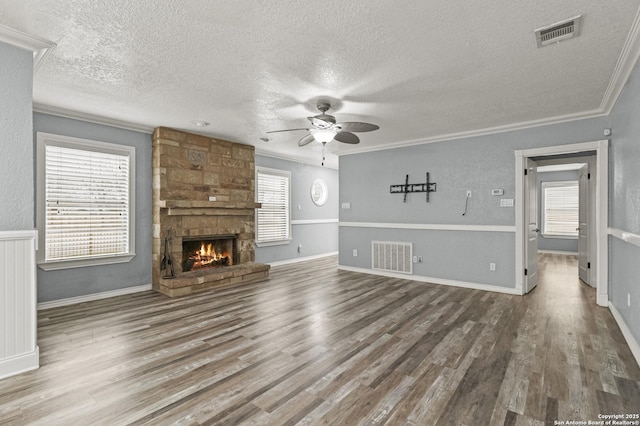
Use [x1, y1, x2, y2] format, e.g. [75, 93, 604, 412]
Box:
[310, 179, 328, 206]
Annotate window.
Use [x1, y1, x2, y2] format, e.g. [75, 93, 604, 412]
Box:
[36, 133, 135, 270]
[541, 181, 579, 238]
[255, 167, 291, 246]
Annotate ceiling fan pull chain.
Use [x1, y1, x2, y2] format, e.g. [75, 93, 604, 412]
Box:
[321, 142, 326, 166]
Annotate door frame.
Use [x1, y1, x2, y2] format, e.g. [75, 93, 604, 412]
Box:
[515, 140, 609, 306]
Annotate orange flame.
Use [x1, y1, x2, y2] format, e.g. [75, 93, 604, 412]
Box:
[198, 243, 224, 261]
[189, 242, 230, 270]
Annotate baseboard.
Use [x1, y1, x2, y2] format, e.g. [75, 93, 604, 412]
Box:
[0, 347, 39, 380]
[268, 251, 338, 267]
[337, 265, 521, 295]
[538, 250, 578, 255]
[37, 284, 152, 310]
[609, 302, 640, 368]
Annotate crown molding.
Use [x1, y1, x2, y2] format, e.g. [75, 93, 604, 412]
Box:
[600, 5, 640, 114]
[255, 148, 339, 169]
[0, 24, 56, 72]
[339, 108, 606, 157]
[33, 103, 154, 134]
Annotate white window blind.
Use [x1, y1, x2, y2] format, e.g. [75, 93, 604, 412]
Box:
[256, 167, 290, 245]
[542, 181, 579, 237]
[43, 141, 132, 262]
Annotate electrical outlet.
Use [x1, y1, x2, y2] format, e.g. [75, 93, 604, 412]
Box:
[490, 263, 496, 271]
[353, 249, 358, 257]
[342, 202, 351, 209]
[629, 293, 631, 307]
[208, 196, 216, 201]
[412, 256, 418, 263]
[298, 244, 302, 253]
[466, 190, 472, 198]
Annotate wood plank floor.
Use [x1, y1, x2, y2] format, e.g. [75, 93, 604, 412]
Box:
[1, 254, 638, 425]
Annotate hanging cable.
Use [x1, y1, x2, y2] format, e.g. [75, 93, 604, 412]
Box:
[462, 192, 470, 216]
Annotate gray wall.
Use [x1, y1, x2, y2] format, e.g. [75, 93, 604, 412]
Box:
[255, 155, 338, 264]
[0, 42, 34, 231]
[339, 114, 609, 289]
[34, 113, 152, 302]
[608, 55, 640, 345]
[537, 170, 579, 253]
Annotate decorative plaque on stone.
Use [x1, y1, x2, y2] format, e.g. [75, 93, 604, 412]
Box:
[188, 150, 207, 165]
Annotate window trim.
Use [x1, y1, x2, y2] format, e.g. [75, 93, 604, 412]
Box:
[255, 166, 291, 247]
[541, 180, 579, 239]
[36, 132, 136, 270]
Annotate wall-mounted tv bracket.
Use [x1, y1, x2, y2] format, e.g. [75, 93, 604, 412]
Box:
[390, 173, 437, 202]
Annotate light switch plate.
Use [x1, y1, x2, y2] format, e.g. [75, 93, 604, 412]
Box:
[492, 189, 504, 196]
[500, 198, 514, 207]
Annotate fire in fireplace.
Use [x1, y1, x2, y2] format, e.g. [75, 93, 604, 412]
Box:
[182, 235, 236, 272]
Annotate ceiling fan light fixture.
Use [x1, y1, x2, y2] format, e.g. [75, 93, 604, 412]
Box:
[312, 128, 337, 143]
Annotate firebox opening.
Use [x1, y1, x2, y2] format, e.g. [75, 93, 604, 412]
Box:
[182, 235, 237, 272]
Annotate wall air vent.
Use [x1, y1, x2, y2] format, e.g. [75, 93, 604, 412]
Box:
[535, 15, 582, 48]
[372, 241, 413, 275]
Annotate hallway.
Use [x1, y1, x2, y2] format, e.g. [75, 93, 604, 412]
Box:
[515, 253, 640, 422]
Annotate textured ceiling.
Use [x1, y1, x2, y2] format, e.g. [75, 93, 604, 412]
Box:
[1, 1, 639, 168]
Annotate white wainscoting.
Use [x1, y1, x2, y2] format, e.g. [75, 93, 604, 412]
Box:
[0, 230, 39, 379]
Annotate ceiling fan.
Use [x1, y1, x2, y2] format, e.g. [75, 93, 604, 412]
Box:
[266, 102, 379, 165]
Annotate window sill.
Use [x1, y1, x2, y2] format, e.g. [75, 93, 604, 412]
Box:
[255, 239, 292, 248]
[541, 234, 578, 240]
[38, 254, 135, 271]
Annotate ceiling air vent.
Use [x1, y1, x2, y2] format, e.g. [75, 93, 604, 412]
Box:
[535, 15, 582, 48]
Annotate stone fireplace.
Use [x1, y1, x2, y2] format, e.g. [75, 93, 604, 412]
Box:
[152, 127, 269, 297]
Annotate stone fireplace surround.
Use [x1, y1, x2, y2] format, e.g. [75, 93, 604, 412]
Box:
[152, 127, 269, 297]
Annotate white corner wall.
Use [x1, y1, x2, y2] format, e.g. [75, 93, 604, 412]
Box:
[0, 231, 39, 379]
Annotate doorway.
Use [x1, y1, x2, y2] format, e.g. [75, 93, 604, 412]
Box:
[534, 156, 595, 287]
[515, 140, 609, 306]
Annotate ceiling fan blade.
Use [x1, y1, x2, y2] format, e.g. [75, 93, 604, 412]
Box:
[334, 132, 360, 144]
[266, 127, 309, 134]
[307, 116, 333, 129]
[298, 134, 315, 147]
[337, 122, 379, 133]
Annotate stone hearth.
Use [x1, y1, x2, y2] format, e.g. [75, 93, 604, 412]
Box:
[152, 127, 269, 297]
